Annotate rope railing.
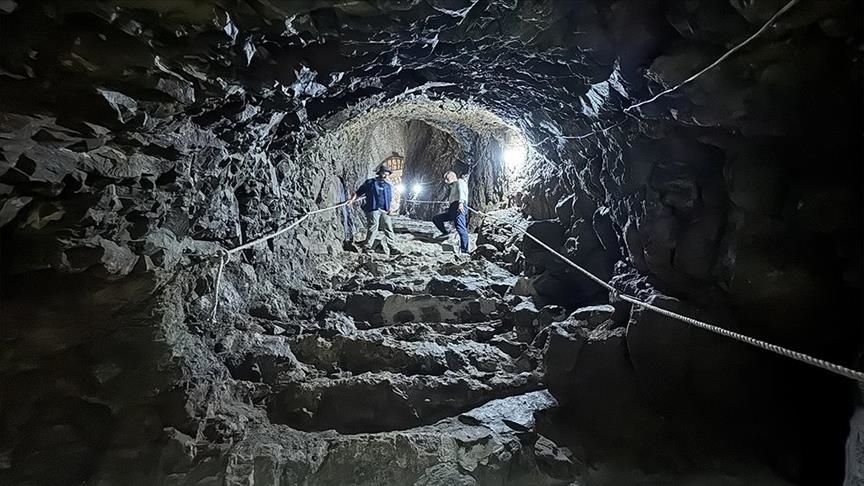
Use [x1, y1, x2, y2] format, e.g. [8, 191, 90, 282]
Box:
[196, 0, 830, 381]
[201, 194, 863, 382]
[525, 0, 800, 150]
[404, 199, 450, 205]
[463, 204, 864, 382]
[208, 197, 364, 322]
[623, 0, 799, 114]
[228, 198, 365, 255]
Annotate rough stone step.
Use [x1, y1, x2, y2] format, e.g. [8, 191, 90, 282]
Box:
[267, 370, 543, 434]
[329, 290, 500, 326]
[376, 319, 506, 343]
[343, 245, 517, 294]
[391, 216, 447, 241]
[290, 327, 518, 376]
[224, 390, 573, 486]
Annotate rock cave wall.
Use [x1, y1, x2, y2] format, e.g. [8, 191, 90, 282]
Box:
[0, 0, 862, 485]
[401, 119, 512, 223]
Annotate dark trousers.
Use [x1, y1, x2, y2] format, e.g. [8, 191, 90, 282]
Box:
[432, 201, 469, 253]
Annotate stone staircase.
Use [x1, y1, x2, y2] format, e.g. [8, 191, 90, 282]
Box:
[215, 217, 582, 484]
[267, 218, 543, 433]
[194, 217, 792, 485]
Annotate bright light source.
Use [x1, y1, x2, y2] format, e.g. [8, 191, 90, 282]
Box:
[412, 183, 423, 195]
[503, 144, 527, 172]
[396, 184, 406, 194]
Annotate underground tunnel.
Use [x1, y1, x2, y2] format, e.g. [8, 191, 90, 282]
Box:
[0, 1, 862, 485]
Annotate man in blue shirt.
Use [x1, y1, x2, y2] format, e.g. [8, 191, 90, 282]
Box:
[348, 163, 401, 255]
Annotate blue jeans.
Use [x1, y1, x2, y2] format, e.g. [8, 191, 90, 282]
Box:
[432, 202, 469, 253]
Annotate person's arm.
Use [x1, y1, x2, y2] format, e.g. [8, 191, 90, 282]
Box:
[349, 181, 367, 203]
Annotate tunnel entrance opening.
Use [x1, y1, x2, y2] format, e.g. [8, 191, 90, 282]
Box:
[302, 97, 535, 237]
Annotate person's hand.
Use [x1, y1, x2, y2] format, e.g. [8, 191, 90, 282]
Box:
[458, 202, 464, 214]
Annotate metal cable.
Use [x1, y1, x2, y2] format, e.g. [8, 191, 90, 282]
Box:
[467, 205, 864, 382]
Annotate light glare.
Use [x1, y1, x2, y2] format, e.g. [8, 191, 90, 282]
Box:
[503, 144, 527, 172]
[412, 183, 423, 195]
[396, 184, 406, 193]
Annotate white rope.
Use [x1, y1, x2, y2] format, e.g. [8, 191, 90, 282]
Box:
[205, 195, 864, 381]
[227, 214, 310, 255]
[473, 208, 614, 291]
[466, 205, 864, 382]
[624, 0, 799, 113]
[533, 0, 799, 145]
[209, 198, 364, 321]
[404, 199, 450, 205]
[227, 199, 361, 255]
[209, 251, 227, 323]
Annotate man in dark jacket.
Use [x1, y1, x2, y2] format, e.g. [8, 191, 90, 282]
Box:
[348, 163, 400, 255]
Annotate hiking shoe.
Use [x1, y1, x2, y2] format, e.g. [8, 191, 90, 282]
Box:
[433, 233, 450, 242]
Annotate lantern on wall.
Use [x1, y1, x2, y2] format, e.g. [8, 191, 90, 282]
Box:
[384, 152, 404, 172]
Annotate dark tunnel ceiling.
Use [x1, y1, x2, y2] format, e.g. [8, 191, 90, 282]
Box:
[0, 0, 640, 146]
[4, 0, 854, 163]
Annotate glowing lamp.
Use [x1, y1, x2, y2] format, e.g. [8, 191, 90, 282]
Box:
[503, 144, 527, 172]
[412, 183, 423, 195]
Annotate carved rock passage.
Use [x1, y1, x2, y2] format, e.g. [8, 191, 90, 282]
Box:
[0, 0, 862, 485]
[267, 223, 543, 435]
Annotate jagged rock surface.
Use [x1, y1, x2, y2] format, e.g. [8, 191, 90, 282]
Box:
[1, 0, 861, 485]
